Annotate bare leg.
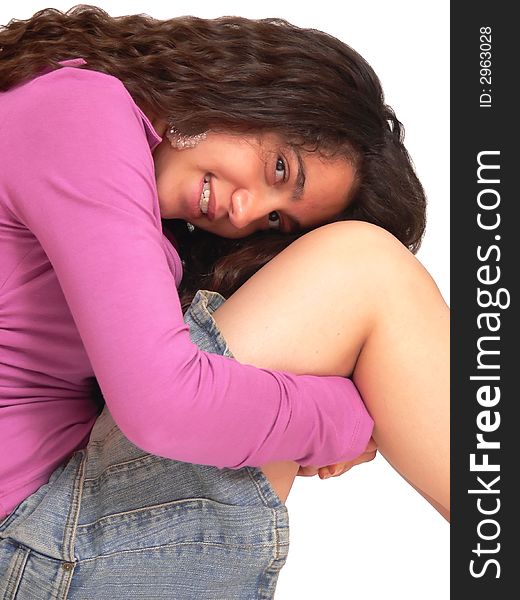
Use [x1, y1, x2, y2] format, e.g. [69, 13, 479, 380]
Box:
[212, 221, 449, 517]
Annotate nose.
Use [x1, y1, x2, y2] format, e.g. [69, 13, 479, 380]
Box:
[228, 188, 264, 230]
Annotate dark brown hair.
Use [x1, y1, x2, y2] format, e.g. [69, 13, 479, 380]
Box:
[1, 4, 427, 309]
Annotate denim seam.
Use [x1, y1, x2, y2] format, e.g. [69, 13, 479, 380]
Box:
[259, 529, 278, 599]
[3, 544, 30, 599]
[257, 507, 290, 600]
[82, 454, 161, 483]
[61, 572, 75, 600]
[56, 557, 72, 600]
[268, 506, 282, 563]
[245, 468, 272, 507]
[259, 554, 289, 600]
[87, 423, 127, 446]
[4, 543, 67, 565]
[273, 507, 281, 561]
[75, 540, 279, 565]
[76, 497, 261, 529]
[62, 451, 87, 563]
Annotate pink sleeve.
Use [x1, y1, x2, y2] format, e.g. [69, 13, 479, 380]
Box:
[5, 68, 373, 468]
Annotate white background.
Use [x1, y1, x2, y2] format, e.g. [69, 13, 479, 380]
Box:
[2, 2, 450, 598]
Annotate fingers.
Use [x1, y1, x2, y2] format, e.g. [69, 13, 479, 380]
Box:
[318, 449, 378, 479]
[297, 465, 321, 477]
[297, 440, 378, 478]
[352, 449, 378, 467]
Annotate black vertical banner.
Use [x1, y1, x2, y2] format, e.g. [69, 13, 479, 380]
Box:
[451, 2, 518, 597]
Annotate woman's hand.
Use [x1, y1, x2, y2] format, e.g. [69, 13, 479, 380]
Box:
[297, 437, 378, 479]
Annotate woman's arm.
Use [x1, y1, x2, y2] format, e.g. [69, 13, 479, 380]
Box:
[213, 220, 449, 517]
[2, 65, 372, 470]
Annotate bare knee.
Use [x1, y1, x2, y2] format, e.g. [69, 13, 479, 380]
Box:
[287, 221, 447, 341]
[228, 219, 427, 328]
[293, 220, 414, 266]
[300, 220, 443, 298]
[214, 220, 423, 376]
[282, 220, 426, 305]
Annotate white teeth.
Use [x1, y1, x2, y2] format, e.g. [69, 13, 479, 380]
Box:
[200, 175, 211, 214]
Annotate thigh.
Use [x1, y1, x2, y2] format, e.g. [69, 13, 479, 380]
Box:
[211, 222, 378, 378]
[212, 221, 449, 511]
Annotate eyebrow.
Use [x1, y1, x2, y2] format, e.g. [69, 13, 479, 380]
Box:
[282, 146, 306, 232]
[291, 147, 306, 203]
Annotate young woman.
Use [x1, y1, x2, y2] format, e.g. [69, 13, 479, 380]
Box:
[0, 6, 448, 598]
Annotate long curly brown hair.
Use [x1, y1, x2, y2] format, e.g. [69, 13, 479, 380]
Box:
[1, 4, 427, 309]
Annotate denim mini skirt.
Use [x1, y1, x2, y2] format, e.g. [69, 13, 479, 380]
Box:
[0, 290, 290, 599]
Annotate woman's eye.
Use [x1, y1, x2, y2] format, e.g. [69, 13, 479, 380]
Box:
[275, 157, 287, 183]
[268, 211, 281, 230]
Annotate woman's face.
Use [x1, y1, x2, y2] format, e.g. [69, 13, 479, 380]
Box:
[152, 130, 357, 239]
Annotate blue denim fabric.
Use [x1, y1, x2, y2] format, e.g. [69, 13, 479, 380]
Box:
[0, 290, 289, 599]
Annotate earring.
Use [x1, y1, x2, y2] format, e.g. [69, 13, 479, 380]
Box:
[166, 124, 208, 150]
[186, 222, 195, 232]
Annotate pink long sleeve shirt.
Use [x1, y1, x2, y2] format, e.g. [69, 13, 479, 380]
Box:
[0, 60, 374, 519]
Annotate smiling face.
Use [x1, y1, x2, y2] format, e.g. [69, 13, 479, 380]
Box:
[152, 130, 357, 239]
